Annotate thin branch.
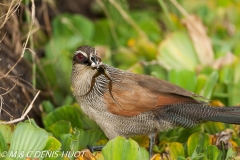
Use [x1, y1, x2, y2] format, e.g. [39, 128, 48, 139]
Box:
[0, 96, 13, 119]
[108, 0, 147, 38]
[96, 0, 120, 46]
[0, 32, 7, 42]
[0, 0, 35, 78]
[0, 80, 17, 96]
[169, 0, 189, 17]
[0, 0, 21, 29]
[0, 90, 40, 124]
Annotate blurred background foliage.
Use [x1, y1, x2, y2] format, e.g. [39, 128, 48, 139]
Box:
[33, 0, 240, 107]
[1, 0, 240, 159]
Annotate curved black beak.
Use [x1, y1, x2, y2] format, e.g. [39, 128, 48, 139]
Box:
[90, 55, 99, 69]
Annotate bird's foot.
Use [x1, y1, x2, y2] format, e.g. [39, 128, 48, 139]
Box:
[87, 145, 105, 152]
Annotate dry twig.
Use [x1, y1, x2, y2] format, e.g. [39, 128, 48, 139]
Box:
[0, 90, 40, 124]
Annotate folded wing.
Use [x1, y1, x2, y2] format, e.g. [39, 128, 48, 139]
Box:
[103, 67, 205, 116]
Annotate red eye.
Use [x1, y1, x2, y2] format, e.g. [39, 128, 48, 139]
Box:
[77, 54, 84, 60]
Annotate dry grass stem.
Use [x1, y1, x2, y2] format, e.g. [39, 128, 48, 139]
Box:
[108, 0, 147, 38]
[0, 90, 40, 124]
[0, 0, 21, 29]
[0, 0, 36, 79]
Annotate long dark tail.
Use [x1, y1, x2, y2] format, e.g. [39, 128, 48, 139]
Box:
[154, 103, 240, 128]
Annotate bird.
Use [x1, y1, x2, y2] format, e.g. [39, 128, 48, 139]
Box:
[71, 45, 240, 156]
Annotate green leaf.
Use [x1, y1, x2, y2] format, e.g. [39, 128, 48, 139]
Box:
[52, 13, 94, 40]
[42, 100, 55, 114]
[206, 145, 223, 160]
[132, 12, 161, 42]
[49, 121, 72, 139]
[227, 83, 240, 105]
[157, 31, 199, 71]
[75, 129, 106, 150]
[168, 69, 196, 92]
[0, 124, 14, 144]
[176, 126, 201, 143]
[0, 158, 15, 160]
[59, 129, 105, 153]
[93, 20, 114, 46]
[168, 142, 185, 159]
[203, 122, 226, 134]
[187, 132, 210, 157]
[0, 130, 7, 156]
[219, 66, 233, 84]
[199, 71, 219, 98]
[194, 74, 207, 95]
[43, 136, 61, 151]
[112, 48, 138, 70]
[102, 136, 149, 160]
[6, 121, 49, 159]
[43, 105, 83, 130]
[225, 147, 236, 159]
[59, 133, 75, 152]
[177, 156, 187, 160]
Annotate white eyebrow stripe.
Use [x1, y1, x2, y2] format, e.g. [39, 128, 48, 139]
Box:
[94, 49, 97, 55]
[75, 50, 88, 57]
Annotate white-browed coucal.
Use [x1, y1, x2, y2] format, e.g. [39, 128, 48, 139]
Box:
[71, 45, 240, 155]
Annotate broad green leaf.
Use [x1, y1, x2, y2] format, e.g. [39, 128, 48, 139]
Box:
[102, 136, 149, 160]
[43, 105, 82, 130]
[75, 129, 106, 150]
[0, 124, 14, 144]
[42, 100, 55, 114]
[49, 121, 72, 139]
[59, 134, 75, 152]
[225, 148, 236, 159]
[0, 131, 7, 156]
[194, 74, 207, 95]
[168, 69, 196, 92]
[187, 132, 210, 157]
[139, 147, 149, 160]
[134, 37, 157, 61]
[227, 83, 240, 105]
[206, 145, 223, 160]
[7, 121, 48, 159]
[219, 66, 233, 84]
[43, 136, 61, 151]
[234, 62, 240, 84]
[176, 126, 202, 143]
[146, 64, 167, 80]
[157, 32, 199, 71]
[0, 158, 14, 160]
[52, 14, 94, 40]
[199, 71, 219, 98]
[168, 142, 185, 159]
[59, 129, 105, 152]
[112, 48, 138, 70]
[190, 145, 206, 160]
[128, 63, 144, 74]
[93, 20, 114, 46]
[203, 122, 226, 134]
[132, 12, 161, 42]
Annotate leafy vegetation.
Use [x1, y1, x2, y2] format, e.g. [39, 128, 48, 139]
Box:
[1, 0, 240, 159]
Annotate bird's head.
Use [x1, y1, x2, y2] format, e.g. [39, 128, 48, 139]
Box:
[72, 45, 102, 69]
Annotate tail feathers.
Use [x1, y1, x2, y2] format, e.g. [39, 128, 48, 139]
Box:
[206, 107, 240, 125]
[154, 103, 240, 128]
